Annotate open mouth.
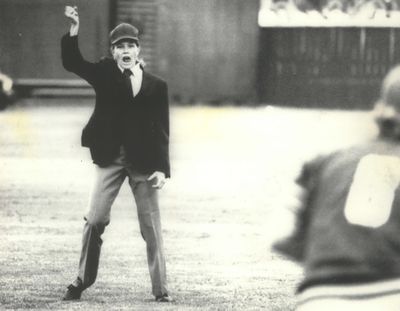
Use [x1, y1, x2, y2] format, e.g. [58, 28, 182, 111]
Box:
[122, 56, 131, 63]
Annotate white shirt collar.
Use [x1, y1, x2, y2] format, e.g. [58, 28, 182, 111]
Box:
[118, 62, 142, 76]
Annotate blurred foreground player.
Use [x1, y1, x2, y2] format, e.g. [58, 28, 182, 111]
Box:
[61, 6, 172, 302]
[274, 65, 400, 311]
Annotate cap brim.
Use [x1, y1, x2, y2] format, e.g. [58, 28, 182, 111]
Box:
[111, 36, 139, 45]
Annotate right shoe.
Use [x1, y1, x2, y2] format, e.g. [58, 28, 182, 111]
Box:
[155, 293, 174, 302]
[62, 282, 84, 301]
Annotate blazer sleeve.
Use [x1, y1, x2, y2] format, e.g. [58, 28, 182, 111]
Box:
[154, 80, 171, 178]
[61, 33, 99, 86]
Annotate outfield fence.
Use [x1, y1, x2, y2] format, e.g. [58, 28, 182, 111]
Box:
[257, 27, 400, 108]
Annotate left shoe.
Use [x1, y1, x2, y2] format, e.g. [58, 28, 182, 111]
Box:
[155, 293, 173, 302]
[62, 278, 84, 301]
[62, 284, 84, 301]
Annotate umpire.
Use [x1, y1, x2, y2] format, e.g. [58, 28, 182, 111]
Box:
[61, 6, 172, 302]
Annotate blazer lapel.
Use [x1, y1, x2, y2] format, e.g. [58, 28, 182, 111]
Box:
[108, 60, 135, 102]
[111, 61, 126, 85]
[137, 71, 151, 97]
[108, 60, 151, 100]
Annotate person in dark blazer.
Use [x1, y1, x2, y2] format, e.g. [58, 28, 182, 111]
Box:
[62, 6, 172, 302]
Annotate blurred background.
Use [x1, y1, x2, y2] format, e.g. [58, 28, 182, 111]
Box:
[0, 1, 395, 309]
[0, 0, 259, 106]
[1, 0, 400, 108]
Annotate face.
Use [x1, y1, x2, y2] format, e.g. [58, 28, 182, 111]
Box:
[111, 40, 140, 69]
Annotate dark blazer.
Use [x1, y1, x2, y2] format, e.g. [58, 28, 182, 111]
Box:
[61, 34, 170, 177]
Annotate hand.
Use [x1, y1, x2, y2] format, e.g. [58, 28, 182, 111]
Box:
[65, 6, 79, 36]
[0, 73, 13, 95]
[64, 6, 79, 25]
[147, 171, 166, 189]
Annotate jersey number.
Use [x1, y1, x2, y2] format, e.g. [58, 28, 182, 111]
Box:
[344, 154, 400, 228]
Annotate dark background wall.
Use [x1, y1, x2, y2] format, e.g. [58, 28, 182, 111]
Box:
[0, 0, 260, 104]
[0, 0, 110, 80]
[2, 0, 399, 108]
[114, 0, 260, 104]
[257, 27, 400, 109]
[155, 0, 260, 104]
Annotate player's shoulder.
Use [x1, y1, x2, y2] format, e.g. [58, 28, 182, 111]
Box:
[298, 147, 359, 185]
[98, 57, 115, 66]
[334, 139, 400, 162]
[144, 70, 167, 86]
[308, 140, 400, 180]
[95, 57, 121, 74]
[302, 152, 334, 175]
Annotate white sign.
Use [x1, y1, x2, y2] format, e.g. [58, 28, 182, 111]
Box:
[259, 0, 400, 27]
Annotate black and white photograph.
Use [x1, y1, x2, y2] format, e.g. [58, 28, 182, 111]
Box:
[2, 0, 400, 310]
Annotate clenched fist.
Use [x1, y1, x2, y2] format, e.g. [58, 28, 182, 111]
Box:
[64, 6, 79, 35]
[65, 6, 79, 24]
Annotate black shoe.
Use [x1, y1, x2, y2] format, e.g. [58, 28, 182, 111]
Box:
[62, 284, 83, 301]
[155, 293, 173, 302]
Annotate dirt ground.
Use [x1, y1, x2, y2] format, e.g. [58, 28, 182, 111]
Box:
[0, 99, 376, 310]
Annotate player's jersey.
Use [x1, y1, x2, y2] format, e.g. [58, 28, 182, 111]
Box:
[280, 138, 400, 293]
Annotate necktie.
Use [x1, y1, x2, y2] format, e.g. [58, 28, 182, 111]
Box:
[123, 69, 134, 99]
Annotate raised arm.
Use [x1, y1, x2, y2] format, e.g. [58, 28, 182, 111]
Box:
[61, 6, 99, 86]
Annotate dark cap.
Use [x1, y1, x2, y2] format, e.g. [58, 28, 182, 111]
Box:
[109, 23, 139, 45]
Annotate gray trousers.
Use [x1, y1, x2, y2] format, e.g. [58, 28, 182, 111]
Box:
[77, 148, 168, 297]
